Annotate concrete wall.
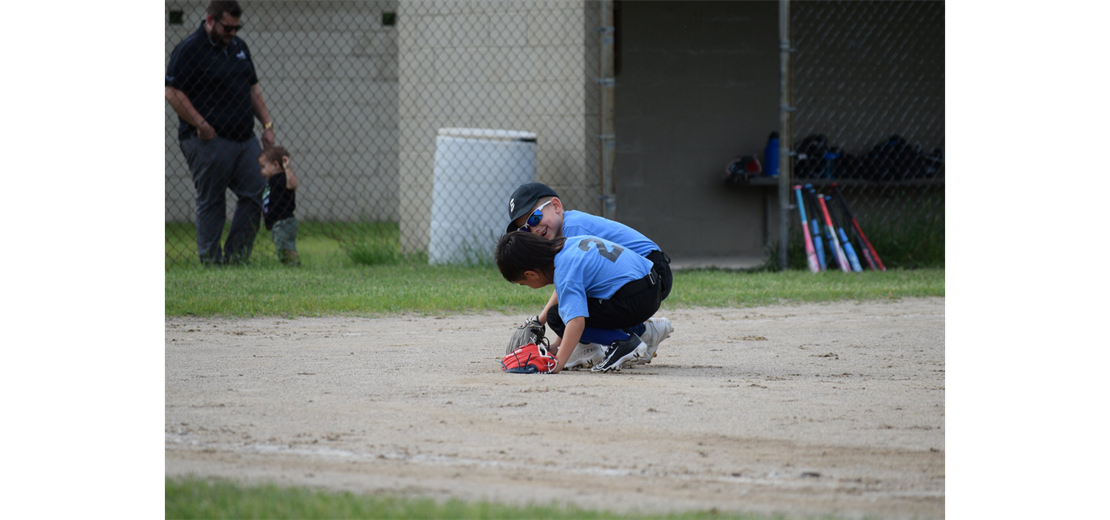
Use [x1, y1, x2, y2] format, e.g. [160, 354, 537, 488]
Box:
[614, 1, 781, 258]
[396, 0, 600, 254]
[165, 0, 400, 223]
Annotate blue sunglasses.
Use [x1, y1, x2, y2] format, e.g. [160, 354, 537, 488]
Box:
[518, 200, 553, 232]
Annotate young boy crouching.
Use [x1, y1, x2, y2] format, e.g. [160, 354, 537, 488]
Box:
[495, 231, 663, 373]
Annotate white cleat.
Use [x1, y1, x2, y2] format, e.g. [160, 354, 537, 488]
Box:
[564, 343, 605, 370]
[635, 317, 673, 364]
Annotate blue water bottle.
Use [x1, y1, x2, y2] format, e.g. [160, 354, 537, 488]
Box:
[764, 132, 780, 177]
[822, 150, 840, 179]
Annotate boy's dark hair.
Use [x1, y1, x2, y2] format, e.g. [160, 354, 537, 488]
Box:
[259, 145, 290, 168]
[495, 232, 565, 282]
[207, 0, 243, 19]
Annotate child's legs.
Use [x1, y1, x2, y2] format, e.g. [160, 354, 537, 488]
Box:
[547, 272, 662, 343]
[270, 218, 298, 262]
[545, 306, 626, 345]
[585, 281, 661, 331]
[609, 253, 670, 338]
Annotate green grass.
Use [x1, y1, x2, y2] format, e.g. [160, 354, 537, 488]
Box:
[341, 221, 431, 265]
[772, 213, 944, 271]
[165, 258, 943, 318]
[165, 262, 535, 316]
[673, 267, 942, 307]
[165, 221, 943, 318]
[166, 477, 796, 520]
[166, 221, 407, 268]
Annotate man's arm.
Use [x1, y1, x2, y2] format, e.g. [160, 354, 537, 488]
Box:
[250, 84, 275, 147]
[165, 86, 215, 140]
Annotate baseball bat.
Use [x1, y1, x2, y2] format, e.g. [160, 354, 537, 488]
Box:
[803, 185, 827, 269]
[816, 192, 851, 272]
[825, 195, 863, 272]
[831, 186, 877, 271]
[831, 184, 885, 271]
[794, 185, 820, 272]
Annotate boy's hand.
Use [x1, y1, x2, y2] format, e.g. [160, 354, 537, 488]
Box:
[281, 155, 299, 191]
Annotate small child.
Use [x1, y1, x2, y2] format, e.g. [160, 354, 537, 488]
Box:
[495, 231, 663, 373]
[505, 183, 673, 366]
[258, 146, 300, 265]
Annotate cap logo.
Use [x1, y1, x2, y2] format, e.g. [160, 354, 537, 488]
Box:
[509, 198, 515, 213]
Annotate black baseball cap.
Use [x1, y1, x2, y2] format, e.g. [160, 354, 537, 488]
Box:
[506, 182, 559, 232]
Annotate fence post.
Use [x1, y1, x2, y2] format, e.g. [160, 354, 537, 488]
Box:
[778, 0, 794, 270]
[599, 0, 617, 219]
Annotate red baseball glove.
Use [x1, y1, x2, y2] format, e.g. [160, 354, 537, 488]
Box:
[501, 343, 557, 374]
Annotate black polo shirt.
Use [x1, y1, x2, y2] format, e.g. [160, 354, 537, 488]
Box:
[166, 21, 259, 143]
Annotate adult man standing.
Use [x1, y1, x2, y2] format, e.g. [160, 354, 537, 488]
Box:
[166, 0, 275, 265]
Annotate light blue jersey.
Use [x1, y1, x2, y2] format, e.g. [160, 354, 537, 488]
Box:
[554, 235, 654, 324]
[561, 211, 659, 258]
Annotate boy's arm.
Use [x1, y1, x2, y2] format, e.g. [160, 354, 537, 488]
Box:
[551, 316, 585, 373]
[282, 156, 299, 190]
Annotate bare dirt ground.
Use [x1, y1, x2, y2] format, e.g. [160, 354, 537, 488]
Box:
[166, 297, 944, 519]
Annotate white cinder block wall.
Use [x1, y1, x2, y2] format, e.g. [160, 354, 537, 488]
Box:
[397, 0, 600, 254]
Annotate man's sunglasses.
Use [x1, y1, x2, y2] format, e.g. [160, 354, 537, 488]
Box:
[518, 200, 553, 233]
[217, 20, 244, 32]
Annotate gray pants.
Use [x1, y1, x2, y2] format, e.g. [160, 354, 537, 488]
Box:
[181, 136, 265, 264]
[270, 217, 298, 254]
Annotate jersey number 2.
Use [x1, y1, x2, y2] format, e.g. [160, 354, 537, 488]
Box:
[578, 239, 624, 262]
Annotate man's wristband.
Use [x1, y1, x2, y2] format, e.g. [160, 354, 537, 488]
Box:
[263, 121, 273, 130]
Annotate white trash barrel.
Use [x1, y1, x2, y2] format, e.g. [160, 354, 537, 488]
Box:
[429, 128, 537, 265]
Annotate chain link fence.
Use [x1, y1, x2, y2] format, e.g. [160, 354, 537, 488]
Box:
[786, 0, 944, 269]
[165, 0, 943, 269]
[165, 0, 601, 267]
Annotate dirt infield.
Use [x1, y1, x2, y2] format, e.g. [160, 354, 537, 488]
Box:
[166, 297, 944, 519]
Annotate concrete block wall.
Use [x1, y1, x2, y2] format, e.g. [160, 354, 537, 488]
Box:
[164, 0, 400, 223]
[397, 0, 600, 254]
